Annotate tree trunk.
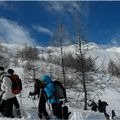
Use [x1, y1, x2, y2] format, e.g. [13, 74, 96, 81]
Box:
[60, 45, 66, 88]
[82, 72, 87, 110]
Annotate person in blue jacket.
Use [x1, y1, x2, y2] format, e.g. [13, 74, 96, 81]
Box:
[41, 74, 62, 119]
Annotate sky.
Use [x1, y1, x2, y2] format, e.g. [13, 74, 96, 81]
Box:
[0, 1, 120, 47]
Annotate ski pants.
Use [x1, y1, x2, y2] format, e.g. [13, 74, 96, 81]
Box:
[6, 96, 20, 115]
[52, 103, 62, 119]
[38, 90, 49, 118]
[12, 96, 20, 109]
[0, 97, 15, 116]
[0, 99, 7, 113]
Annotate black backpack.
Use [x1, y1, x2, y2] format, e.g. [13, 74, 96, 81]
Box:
[53, 80, 66, 99]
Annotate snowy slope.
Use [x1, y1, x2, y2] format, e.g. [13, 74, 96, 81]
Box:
[0, 43, 120, 120]
[2, 42, 120, 69]
[0, 66, 119, 120]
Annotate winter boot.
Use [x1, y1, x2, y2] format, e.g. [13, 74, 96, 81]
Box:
[16, 109, 21, 118]
[38, 112, 43, 119]
[62, 106, 71, 119]
[2, 112, 14, 118]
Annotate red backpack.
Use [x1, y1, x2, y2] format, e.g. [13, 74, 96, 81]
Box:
[10, 74, 22, 94]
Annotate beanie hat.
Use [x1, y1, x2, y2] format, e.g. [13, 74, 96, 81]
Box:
[0, 66, 4, 71]
[34, 78, 41, 82]
[8, 69, 14, 74]
[41, 74, 52, 84]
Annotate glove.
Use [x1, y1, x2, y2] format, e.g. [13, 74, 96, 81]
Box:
[64, 98, 68, 103]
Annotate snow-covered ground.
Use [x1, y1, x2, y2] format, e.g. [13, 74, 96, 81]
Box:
[0, 65, 120, 120]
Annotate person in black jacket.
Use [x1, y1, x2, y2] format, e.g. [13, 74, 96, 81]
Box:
[29, 79, 50, 119]
[31, 78, 41, 99]
[88, 100, 98, 112]
[111, 110, 116, 120]
[98, 99, 108, 113]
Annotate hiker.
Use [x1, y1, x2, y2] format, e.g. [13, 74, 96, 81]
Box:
[0, 68, 15, 118]
[88, 100, 98, 111]
[0, 66, 5, 91]
[0, 68, 21, 118]
[29, 79, 50, 119]
[7, 69, 21, 118]
[111, 110, 116, 120]
[53, 80, 70, 119]
[0, 66, 6, 115]
[41, 74, 63, 119]
[98, 99, 108, 113]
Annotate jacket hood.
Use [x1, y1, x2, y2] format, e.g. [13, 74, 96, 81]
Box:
[41, 74, 52, 85]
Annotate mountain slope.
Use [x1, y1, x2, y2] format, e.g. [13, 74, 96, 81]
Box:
[2, 42, 120, 70]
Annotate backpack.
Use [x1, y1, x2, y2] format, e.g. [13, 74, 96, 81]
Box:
[53, 80, 66, 99]
[9, 74, 22, 94]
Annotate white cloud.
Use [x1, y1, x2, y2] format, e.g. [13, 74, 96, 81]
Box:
[46, 1, 65, 11]
[33, 24, 53, 36]
[111, 40, 117, 45]
[111, 39, 120, 46]
[43, 1, 89, 17]
[0, 18, 35, 45]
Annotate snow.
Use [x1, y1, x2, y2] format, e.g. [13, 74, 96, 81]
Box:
[2, 42, 120, 69]
[0, 43, 120, 120]
[0, 66, 119, 120]
[0, 65, 104, 120]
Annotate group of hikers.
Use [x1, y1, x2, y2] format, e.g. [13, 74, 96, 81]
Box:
[0, 66, 71, 119]
[0, 65, 117, 120]
[88, 99, 116, 120]
[88, 99, 108, 112]
[29, 75, 71, 119]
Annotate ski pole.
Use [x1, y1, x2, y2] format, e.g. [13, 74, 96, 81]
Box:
[19, 92, 23, 117]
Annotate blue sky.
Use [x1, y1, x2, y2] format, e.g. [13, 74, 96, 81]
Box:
[0, 1, 120, 47]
